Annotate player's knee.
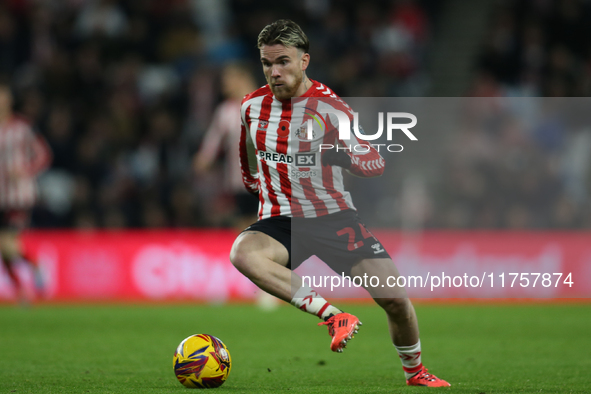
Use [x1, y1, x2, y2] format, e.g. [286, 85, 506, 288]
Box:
[229, 239, 257, 274]
[229, 244, 246, 271]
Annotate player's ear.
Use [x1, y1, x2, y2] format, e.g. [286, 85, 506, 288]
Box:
[301, 52, 310, 71]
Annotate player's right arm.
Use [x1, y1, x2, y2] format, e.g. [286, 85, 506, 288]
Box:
[238, 104, 259, 196]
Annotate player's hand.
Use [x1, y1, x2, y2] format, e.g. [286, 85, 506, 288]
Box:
[321, 149, 352, 169]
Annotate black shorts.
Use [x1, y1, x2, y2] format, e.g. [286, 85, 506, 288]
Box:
[243, 209, 390, 276]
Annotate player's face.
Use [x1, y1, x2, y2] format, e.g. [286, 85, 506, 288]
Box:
[260, 44, 309, 100]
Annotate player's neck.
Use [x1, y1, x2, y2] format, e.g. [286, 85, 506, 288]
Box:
[293, 77, 312, 98]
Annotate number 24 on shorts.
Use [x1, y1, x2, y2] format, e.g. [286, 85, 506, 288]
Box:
[336, 223, 375, 251]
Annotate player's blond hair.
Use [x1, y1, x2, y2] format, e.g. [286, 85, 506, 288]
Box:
[257, 19, 309, 53]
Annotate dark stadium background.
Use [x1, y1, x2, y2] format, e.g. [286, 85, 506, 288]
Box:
[1, 1, 591, 393]
[2, 0, 590, 230]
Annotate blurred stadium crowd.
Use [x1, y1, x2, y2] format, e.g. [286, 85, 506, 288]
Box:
[475, 0, 591, 97]
[1, 0, 590, 229]
[438, 0, 591, 229]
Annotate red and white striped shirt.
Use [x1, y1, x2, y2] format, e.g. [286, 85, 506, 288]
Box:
[0, 116, 52, 209]
[239, 79, 385, 219]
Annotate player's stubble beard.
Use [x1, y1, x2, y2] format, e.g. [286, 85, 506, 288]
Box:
[271, 70, 304, 101]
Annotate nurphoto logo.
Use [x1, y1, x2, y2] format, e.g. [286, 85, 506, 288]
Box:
[299, 104, 418, 152]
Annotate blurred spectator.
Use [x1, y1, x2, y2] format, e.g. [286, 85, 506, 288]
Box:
[476, 0, 591, 96]
[75, 0, 128, 39]
[2, 0, 588, 230]
[193, 63, 258, 229]
[0, 0, 438, 229]
[0, 79, 51, 303]
[448, 0, 591, 229]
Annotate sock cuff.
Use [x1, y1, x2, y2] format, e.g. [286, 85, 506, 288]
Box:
[394, 339, 421, 353]
[402, 363, 424, 374]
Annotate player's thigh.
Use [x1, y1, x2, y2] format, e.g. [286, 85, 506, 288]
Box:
[350, 257, 408, 299]
[230, 231, 290, 269]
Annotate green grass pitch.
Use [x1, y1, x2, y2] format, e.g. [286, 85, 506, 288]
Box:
[0, 302, 589, 393]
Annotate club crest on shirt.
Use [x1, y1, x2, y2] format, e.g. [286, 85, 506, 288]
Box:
[295, 124, 316, 140]
[257, 120, 269, 131]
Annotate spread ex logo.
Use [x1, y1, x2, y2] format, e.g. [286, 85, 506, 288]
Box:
[295, 153, 316, 167]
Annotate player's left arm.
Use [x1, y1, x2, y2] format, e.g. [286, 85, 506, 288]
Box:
[347, 142, 385, 177]
[318, 98, 385, 177]
[322, 131, 385, 178]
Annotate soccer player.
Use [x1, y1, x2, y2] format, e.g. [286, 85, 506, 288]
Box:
[0, 80, 52, 304]
[230, 20, 449, 387]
